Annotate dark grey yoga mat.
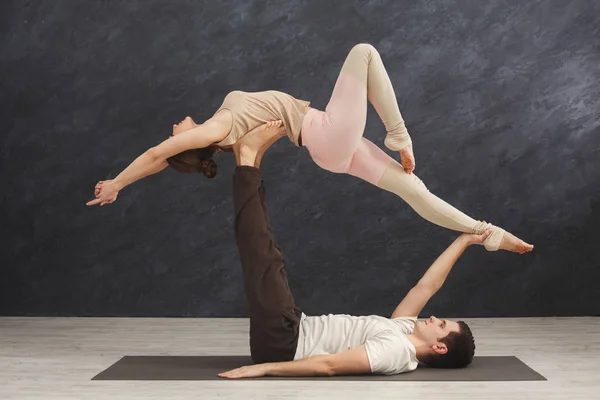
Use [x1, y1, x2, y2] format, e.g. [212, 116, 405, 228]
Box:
[92, 356, 546, 381]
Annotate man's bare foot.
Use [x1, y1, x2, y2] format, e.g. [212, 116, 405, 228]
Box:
[233, 120, 286, 167]
[498, 231, 534, 254]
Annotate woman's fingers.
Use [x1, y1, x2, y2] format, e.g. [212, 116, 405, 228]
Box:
[100, 199, 114, 206]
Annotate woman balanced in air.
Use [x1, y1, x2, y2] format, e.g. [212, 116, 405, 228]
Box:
[87, 43, 533, 254]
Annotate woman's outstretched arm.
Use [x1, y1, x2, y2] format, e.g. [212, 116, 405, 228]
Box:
[118, 123, 225, 187]
[86, 118, 230, 207]
[114, 152, 169, 191]
[86, 157, 169, 207]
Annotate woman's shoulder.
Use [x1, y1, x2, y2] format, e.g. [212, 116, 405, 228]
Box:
[224, 90, 245, 99]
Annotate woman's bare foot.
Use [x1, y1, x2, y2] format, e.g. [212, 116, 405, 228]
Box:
[476, 221, 533, 253]
[498, 231, 534, 254]
[233, 120, 285, 167]
[399, 144, 416, 175]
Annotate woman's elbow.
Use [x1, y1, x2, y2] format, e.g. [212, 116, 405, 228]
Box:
[146, 147, 164, 161]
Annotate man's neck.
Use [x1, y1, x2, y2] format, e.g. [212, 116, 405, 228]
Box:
[407, 334, 427, 361]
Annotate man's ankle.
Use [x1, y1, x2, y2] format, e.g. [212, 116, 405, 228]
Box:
[238, 153, 257, 167]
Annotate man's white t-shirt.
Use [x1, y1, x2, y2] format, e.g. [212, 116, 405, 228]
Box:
[293, 313, 419, 375]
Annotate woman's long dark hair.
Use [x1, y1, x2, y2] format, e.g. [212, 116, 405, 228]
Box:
[166, 145, 231, 178]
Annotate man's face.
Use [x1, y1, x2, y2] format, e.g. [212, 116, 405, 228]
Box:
[414, 316, 461, 351]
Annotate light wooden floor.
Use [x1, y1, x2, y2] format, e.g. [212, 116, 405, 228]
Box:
[1, 317, 599, 399]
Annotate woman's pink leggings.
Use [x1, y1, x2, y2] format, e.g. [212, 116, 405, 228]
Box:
[301, 43, 411, 185]
[301, 44, 506, 250]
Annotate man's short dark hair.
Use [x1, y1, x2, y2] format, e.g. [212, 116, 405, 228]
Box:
[420, 321, 475, 368]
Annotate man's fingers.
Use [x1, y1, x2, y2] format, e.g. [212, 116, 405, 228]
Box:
[87, 199, 101, 206]
[265, 120, 282, 130]
[480, 229, 493, 241]
[218, 368, 240, 378]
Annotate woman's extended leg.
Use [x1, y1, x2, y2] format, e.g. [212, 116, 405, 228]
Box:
[342, 137, 533, 253]
[300, 43, 532, 253]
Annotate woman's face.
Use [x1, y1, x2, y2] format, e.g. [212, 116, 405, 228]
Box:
[172, 116, 197, 135]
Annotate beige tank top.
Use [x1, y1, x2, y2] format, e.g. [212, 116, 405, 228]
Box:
[213, 90, 310, 147]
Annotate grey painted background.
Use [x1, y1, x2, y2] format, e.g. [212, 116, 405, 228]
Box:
[1, 0, 599, 318]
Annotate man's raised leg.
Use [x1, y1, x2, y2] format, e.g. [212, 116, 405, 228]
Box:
[232, 122, 302, 364]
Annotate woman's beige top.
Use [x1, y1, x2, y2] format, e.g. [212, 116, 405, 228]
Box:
[213, 90, 310, 147]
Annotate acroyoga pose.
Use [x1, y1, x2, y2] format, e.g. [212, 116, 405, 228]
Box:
[218, 123, 487, 378]
[87, 43, 533, 254]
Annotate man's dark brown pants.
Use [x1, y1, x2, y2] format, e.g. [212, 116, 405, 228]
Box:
[233, 166, 303, 364]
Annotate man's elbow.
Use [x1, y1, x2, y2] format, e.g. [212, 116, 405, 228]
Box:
[415, 281, 440, 296]
[321, 358, 337, 376]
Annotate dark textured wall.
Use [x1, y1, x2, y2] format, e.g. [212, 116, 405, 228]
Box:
[1, 0, 599, 317]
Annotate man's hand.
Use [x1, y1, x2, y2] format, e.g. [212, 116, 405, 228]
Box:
[218, 363, 269, 379]
[399, 144, 416, 174]
[86, 179, 120, 206]
[264, 119, 286, 135]
[233, 120, 286, 168]
[460, 228, 493, 246]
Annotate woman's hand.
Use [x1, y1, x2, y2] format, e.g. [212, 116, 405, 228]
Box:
[218, 363, 270, 379]
[399, 144, 416, 175]
[86, 180, 120, 206]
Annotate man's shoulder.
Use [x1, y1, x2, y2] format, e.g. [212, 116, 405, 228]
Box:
[369, 316, 418, 337]
[363, 328, 419, 375]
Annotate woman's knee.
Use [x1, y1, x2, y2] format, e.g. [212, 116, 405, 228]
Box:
[344, 43, 381, 73]
[351, 43, 377, 55]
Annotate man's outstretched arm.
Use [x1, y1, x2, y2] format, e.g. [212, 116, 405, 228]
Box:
[390, 230, 492, 319]
[218, 346, 372, 379]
